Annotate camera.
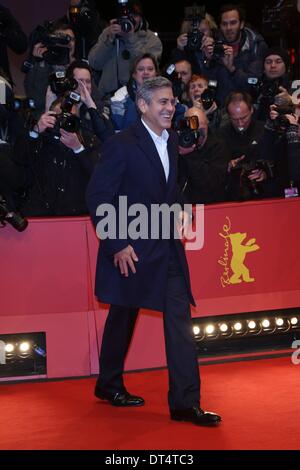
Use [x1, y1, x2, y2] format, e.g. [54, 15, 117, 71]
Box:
[213, 39, 226, 59]
[247, 77, 281, 104]
[41, 32, 71, 66]
[49, 91, 81, 138]
[201, 80, 217, 110]
[184, 5, 206, 52]
[0, 194, 28, 232]
[49, 71, 78, 96]
[22, 22, 71, 71]
[116, 0, 136, 33]
[1, 76, 35, 111]
[176, 116, 203, 148]
[273, 101, 296, 133]
[69, 0, 93, 26]
[233, 156, 275, 198]
[165, 63, 185, 99]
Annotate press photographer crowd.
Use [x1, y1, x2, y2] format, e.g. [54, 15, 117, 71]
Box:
[1, 0, 300, 231]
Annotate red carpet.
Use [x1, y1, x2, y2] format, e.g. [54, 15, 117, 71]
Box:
[0, 357, 299, 450]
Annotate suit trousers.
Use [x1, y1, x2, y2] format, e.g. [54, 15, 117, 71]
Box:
[97, 242, 201, 410]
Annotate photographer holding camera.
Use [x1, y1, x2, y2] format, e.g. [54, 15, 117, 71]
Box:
[88, 0, 162, 98]
[201, 4, 268, 105]
[217, 91, 277, 201]
[0, 4, 28, 84]
[187, 74, 222, 130]
[247, 47, 291, 122]
[23, 20, 78, 119]
[0, 75, 28, 231]
[13, 80, 102, 217]
[64, 0, 106, 60]
[170, 7, 217, 73]
[261, 95, 300, 196]
[177, 107, 229, 204]
[57, 60, 114, 142]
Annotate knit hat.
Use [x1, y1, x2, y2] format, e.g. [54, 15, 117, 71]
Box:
[263, 47, 290, 71]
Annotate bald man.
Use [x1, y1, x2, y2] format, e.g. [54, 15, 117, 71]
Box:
[178, 107, 230, 204]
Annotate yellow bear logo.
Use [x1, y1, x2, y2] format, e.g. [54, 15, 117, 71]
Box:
[227, 232, 260, 284]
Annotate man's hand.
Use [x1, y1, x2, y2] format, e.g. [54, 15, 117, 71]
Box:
[35, 112, 56, 133]
[107, 20, 123, 40]
[248, 169, 267, 182]
[177, 33, 188, 51]
[60, 129, 82, 150]
[177, 210, 192, 240]
[204, 101, 217, 116]
[274, 86, 292, 107]
[32, 42, 48, 59]
[178, 144, 196, 155]
[77, 79, 96, 109]
[228, 154, 245, 172]
[284, 114, 299, 126]
[222, 45, 235, 73]
[201, 36, 214, 60]
[45, 86, 57, 112]
[114, 245, 139, 277]
[269, 104, 279, 121]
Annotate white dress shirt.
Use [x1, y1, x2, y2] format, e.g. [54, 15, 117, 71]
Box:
[142, 119, 170, 181]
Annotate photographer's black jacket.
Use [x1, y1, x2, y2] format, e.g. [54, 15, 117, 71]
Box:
[0, 5, 28, 83]
[178, 131, 230, 204]
[253, 74, 291, 122]
[13, 129, 101, 217]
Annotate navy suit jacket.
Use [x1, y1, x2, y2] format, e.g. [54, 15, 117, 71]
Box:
[86, 119, 195, 312]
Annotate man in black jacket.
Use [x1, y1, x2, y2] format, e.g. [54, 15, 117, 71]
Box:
[178, 106, 229, 204]
[13, 101, 102, 217]
[0, 4, 28, 84]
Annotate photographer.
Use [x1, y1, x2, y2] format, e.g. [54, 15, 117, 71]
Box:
[0, 4, 28, 84]
[217, 91, 277, 201]
[64, 60, 114, 142]
[187, 74, 223, 130]
[0, 76, 28, 231]
[13, 91, 101, 217]
[201, 4, 268, 104]
[24, 21, 77, 119]
[170, 8, 217, 73]
[262, 100, 300, 194]
[63, 0, 106, 60]
[249, 47, 291, 122]
[88, 0, 162, 98]
[284, 111, 300, 185]
[177, 107, 230, 204]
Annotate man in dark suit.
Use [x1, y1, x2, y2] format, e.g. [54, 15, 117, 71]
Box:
[86, 76, 221, 426]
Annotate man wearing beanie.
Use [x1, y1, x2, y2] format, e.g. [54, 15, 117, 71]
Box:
[254, 46, 291, 122]
[88, 0, 162, 98]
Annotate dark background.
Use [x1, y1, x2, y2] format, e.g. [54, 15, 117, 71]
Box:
[97, 1, 261, 35]
[1, 0, 300, 91]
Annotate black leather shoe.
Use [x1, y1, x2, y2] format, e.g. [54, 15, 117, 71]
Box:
[94, 386, 145, 407]
[170, 406, 221, 426]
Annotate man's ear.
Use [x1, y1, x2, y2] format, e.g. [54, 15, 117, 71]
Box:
[137, 98, 147, 114]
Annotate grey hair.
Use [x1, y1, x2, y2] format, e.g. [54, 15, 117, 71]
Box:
[136, 76, 173, 106]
